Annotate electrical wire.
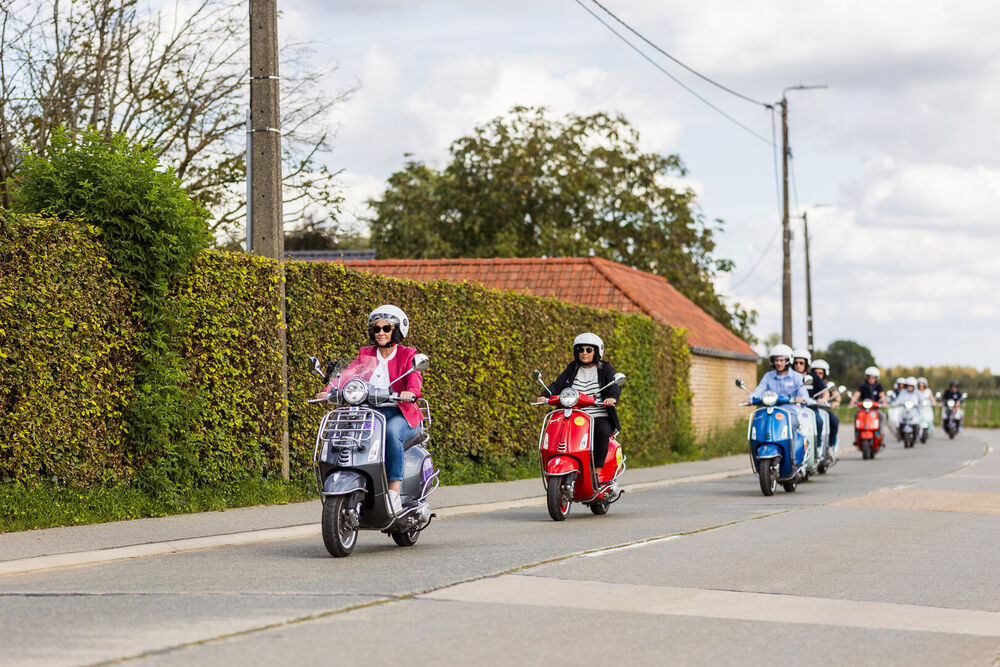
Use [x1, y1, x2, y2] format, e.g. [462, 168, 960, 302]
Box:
[730, 224, 781, 291]
[586, 0, 771, 108]
[574, 0, 774, 146]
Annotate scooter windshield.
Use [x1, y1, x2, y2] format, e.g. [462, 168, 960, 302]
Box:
[330, 354, 378, 388]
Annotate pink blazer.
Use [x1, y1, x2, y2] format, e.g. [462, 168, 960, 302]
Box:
[325, 345, 424, 428]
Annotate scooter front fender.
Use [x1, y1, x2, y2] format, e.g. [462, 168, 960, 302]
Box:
[545, 456, 581, 477]
[322, 470, 368, 497]
[755, 443, 782, 460]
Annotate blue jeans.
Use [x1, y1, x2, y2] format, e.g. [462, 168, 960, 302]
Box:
[376, 407, 418, 482]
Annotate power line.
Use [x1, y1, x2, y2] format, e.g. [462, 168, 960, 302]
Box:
[573, 0, 774, 146]
[586, 0, 771, 108]
[730, 224, 781, 290]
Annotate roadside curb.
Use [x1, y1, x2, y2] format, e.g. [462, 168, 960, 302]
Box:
[0, 465, 748, 578]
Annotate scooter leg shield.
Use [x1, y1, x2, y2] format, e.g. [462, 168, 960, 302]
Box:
[545, 456, 581, 476]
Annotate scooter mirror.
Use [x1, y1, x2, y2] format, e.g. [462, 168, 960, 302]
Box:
[962, 392, 968, 399]
[412, 353, 430, 372]
[735, 378, 745, 388]
[935, 391, 942, 399]
[532, 370, 543, 382]
[612, 372, 627, 387]
[308, 356, 324, 378]
[838, 385, 847, 394]
[803, 374, 813, 385]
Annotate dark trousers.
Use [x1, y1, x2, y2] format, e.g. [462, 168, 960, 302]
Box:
[592, 417, 612, 470]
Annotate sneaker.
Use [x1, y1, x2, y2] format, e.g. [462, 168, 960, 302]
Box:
[387, 490, 402, 516]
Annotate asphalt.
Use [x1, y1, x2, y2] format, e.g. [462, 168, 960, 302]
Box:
[0, 453, 748, 571]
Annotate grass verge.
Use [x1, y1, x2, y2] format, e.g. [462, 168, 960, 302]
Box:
[0, 476, 315, 533]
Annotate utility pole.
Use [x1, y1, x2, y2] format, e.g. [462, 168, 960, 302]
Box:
[780, 97, 792, 346]
[250, 0, 288, 479]
[779, 84, 827, 348]
[802, 209, 814, 356]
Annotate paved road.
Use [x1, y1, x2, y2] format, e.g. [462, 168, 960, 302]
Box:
[1, 429, 999, 666]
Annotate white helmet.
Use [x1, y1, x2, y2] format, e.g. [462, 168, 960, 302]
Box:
[768, 344, 793, 366]
[864, 366, 880, 378]
[367, 304, 409, 343]
[812, 359, 830, 373]
[791, 348, 811, 365]
[905, 376, 917, 388]
[573, 332, 604, 359]
[895, 377, 905, 386]
[917, 377, 928, 387]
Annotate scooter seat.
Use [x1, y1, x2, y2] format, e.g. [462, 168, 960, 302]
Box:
[403, 429, 426, 451]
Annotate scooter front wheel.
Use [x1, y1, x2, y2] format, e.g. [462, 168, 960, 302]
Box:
[758, 461, 776, 496]
[546, 476, 571, 521]
[782, 480, 798, 493]
[589, 498, 610, 515]
[322, 494, 359, 558]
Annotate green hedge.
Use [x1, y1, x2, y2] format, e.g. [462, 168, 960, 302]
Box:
[0, 212, 138, 485]
[0, 214, 284, 488]
[1, 214, 693, 493]
[285, 262, 693, 483]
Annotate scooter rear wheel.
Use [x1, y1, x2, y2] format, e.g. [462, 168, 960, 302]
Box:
[322, 494, 359, 558]
[390, 529, 419, 547]
[547, 476, 571, 521]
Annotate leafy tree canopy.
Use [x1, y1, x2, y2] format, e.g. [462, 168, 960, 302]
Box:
[367, 106, 755, 342]
[820, 339, 876, 384]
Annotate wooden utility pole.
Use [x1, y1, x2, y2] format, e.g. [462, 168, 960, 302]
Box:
[249, 0, 289, 479]
[802, 209, 814, 356]
[780, 96, 792, 346]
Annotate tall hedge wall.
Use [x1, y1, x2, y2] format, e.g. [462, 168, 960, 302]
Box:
[1, 213, 693, 488]
[285, 261, 693, 482]
[0, 214, 283, 486]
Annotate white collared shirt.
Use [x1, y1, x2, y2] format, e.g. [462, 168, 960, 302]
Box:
[370, 346, 397, 391]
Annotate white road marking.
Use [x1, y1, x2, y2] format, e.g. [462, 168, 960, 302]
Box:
[577, 535, 680, 558]
[423, 574, 1000, 637]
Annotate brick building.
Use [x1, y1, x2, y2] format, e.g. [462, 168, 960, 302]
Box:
[341, 257, 758, 436]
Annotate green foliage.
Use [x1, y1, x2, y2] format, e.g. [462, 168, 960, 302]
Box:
[822, 339, 876, 385]
[11, 128, 211, 496]
[881, 365, 998, 395]
[0, 212, 138, 485]
[368, 106, 756, 343]
[0, 215, 285, 496]
[0, 477, 314, 532]
[284, 262, 693, 483]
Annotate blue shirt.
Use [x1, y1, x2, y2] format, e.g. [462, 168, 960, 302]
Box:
[752, 369, 810, 401]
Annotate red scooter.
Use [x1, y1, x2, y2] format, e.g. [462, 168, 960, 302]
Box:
[854, 399, 884, 459]
[531, 370, 627, 521]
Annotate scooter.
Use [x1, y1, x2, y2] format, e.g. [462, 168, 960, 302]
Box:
[895, 399, 920, 448]
[735, 378, 809, 496]
[937, 391, 968, 439]
[531, 369, 627, 521]
[918, 398, 934, 443]
[813, 382, 848, 474]
[853, 398, 885, 459]
[307, 354, 439, 557]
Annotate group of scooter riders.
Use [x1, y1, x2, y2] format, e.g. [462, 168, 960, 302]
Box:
[308, 304, 970, 554]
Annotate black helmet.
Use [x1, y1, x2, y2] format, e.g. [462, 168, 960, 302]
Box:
[949, 379, 959, 388]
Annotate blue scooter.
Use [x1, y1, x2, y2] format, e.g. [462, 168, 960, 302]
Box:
[735, 378, 809, 496]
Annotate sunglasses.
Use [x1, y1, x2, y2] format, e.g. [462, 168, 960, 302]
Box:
[370, 324, 394, 333]
[575, 346, 595, 354]
[793, 359, 807, 365]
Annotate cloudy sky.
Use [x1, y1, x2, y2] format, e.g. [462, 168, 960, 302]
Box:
[281, 0, 1000, 372]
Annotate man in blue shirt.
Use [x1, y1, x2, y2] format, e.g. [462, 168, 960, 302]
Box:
[752, 344, 810, 402]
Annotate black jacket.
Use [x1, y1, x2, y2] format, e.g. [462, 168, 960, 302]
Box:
[547, 360, 622, 431]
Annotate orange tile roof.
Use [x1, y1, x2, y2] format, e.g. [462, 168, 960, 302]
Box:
[340, 257, 757, 358]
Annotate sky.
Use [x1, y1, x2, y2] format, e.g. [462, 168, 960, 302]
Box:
[279, 0, 1000, 373]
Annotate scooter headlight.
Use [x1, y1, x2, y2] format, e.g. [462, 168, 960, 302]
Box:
[862, 399, 873, 409]
[558, 388, 580, 408]
[903, 400, 914, 409]
[947, 399, 956, 408]
[342, 379, 368, 405]
[761, 391, 778, 407]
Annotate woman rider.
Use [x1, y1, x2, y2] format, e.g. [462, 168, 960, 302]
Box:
[537, 333, 621, 472]
[315, 305, 422, 516]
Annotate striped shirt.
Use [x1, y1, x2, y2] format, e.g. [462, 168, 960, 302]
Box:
[572, 365, 608, 419]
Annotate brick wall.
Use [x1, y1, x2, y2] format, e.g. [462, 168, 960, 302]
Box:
[689, 354, 758, 437]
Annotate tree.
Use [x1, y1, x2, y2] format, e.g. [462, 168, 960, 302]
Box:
[368, 106, 756, 342]
[0, 0, 352, 242]
[824, 339, 876, 383]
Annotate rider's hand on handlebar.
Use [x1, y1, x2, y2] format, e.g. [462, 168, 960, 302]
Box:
[603, 398, 617, 407]
[536, 396, 548, 403]
[399, 391, 415, 400]
[315, 391, 330, 401]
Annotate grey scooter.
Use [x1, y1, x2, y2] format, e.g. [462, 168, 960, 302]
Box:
[308, 354, 439, 557]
